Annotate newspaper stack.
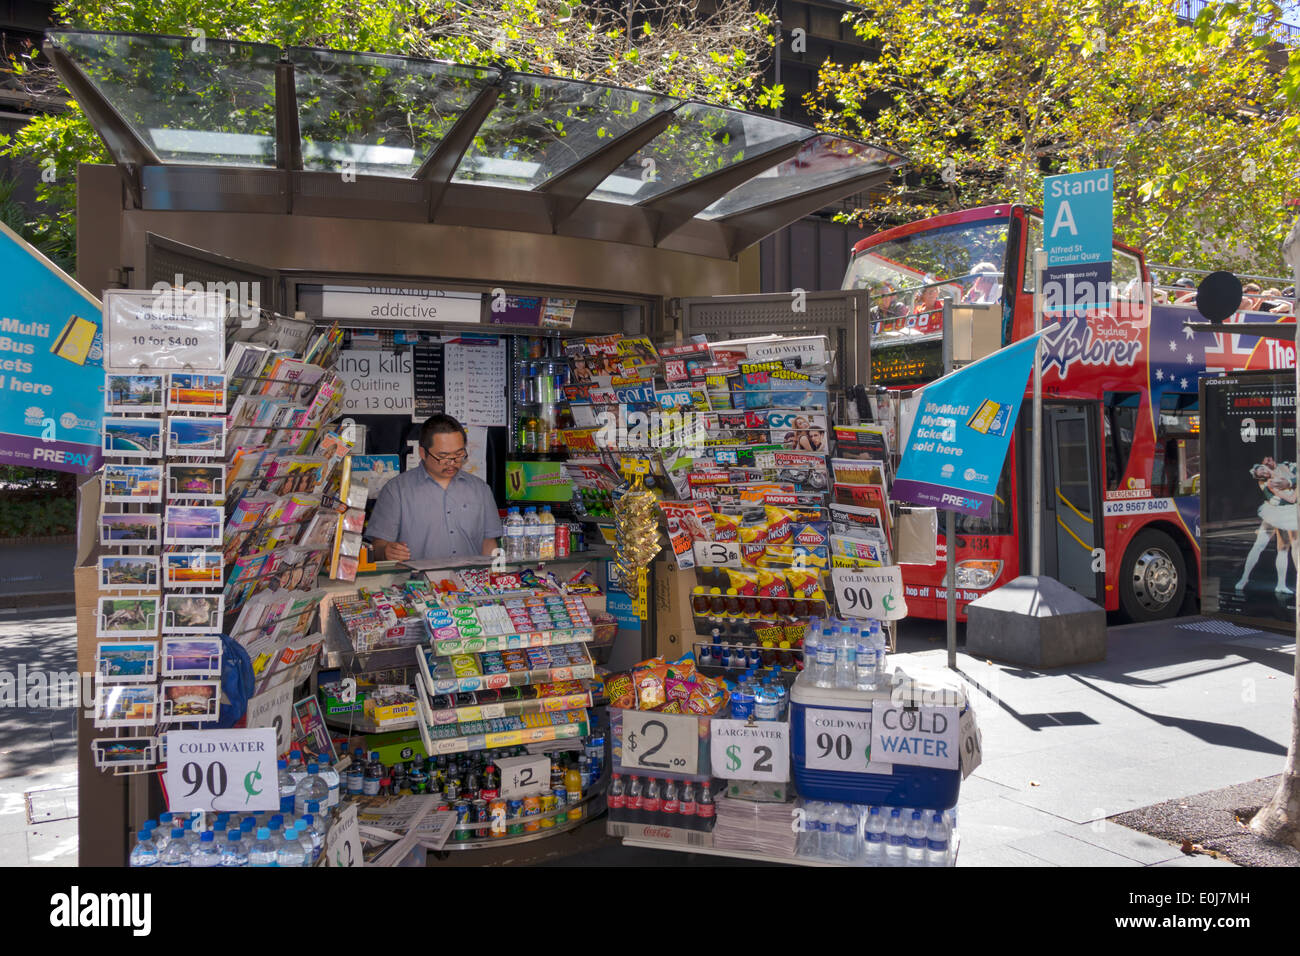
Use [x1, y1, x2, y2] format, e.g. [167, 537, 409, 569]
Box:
[711, 795, 799, 858]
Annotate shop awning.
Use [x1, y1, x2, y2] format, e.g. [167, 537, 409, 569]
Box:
[45, 30, 907, 259]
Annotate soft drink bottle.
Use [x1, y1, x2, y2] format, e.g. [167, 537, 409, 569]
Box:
[884, 808, 907, 865]
[926, 812, 951, 867]
[607, 774, 626, 821]
[679, 781, 697, 823]
[538, 507, 557, 561]
[863, 806, 886, 865]
[661, 779, 679, 824]
[696, 783, 716, 831]
[627, 776, 644, 824]
[643, 778, 662, 823]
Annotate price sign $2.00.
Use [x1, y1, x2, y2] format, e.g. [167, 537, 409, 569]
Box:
[621, 710, 699, 775]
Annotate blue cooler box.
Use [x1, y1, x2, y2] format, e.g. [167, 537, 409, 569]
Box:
[790, 672, 963, 810]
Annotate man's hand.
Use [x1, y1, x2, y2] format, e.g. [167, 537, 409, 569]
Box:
[385, 541, 412, 562]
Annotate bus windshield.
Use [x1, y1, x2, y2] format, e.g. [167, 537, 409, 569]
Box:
[843, 217, 1011, 309]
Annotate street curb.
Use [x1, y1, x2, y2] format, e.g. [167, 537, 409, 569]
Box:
[0, 535, 76, 547]
[0, 590, 77, 610]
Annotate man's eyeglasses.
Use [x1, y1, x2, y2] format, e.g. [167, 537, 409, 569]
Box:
[426, 450, 468, 464]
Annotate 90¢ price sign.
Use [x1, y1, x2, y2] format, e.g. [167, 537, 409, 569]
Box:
[620, 710, 699, 775]
[163, 728, 280, 812]
[710, 720, 790, 782]
[831, 566, 909, 621]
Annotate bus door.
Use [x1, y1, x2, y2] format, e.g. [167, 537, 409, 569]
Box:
[1042, 402, 1104, 600]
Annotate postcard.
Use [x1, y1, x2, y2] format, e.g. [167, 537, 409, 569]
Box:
[167, 372, 226, 413]
[167, 464, 225, 502]
[165, 505, 224, 545]
[105, 374, 164, 413]
[160, 680, 220, 724]
[97, 597, 159, 638]
[166, 417, 226, 458]
[94, 684, 159, 728]
[160, 637, 223, 678]
[102, 417, 164, 458]
[162, 593, 224, 635]
[91, 736, 158, 769]
[98, 555, 160, 590]
[102, 464, 163, 503]
[163, 551, 224, 588]
[96, 641, 159, 682]
[100, 512, 161, 547]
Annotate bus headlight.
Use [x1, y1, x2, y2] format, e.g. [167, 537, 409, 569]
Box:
[955, 560, 1003, 590]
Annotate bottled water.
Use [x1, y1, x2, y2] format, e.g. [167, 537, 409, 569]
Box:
[884, 809, 907, 865]
[286, 750, 307, 788]
[905, 810, 928, 866]
[300, 813, 326, 862]
[190, 830, 221, 867]
[277, 825, 309, 866]
[128, 829, 158, 867]
[346, 748, 366, 795]
[538, 506, 556, 561]
[833, 803, 860, 863]
[523, 507, 542, 561]
[753, 679, 780, 721]
[863, 806, 886, 865]
[729, 673, 755, 720]
[267, 818, 286, 853]
[277, 759, 296, 803]
[856, 627, 879, 691]
[248, 827, 278, 867]
[814, 625, 838, 688]
[318, 759, 341, 808]
[220, 829, 248, 867]
[835, 624, 858, 689]
[159, 828, 190, 867]
[797, 800, 820, 858]
[295, 763, 330, 817]
[240, 818, 256, 838]
[926, 812, 951, 867]
[873, 623, 889, 688]
[504, 507, 525, 562]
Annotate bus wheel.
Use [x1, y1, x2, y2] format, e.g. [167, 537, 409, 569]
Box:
[1119, 529, 1187, 622]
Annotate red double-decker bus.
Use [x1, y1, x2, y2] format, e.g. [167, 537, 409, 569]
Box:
[844, 203, 1296, 621]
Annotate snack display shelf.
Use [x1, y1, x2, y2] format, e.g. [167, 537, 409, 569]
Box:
[428, 626, 594, 657]
[424, 690, 595, 726]
[320, 627, 426, 672]
[323, 713, 419, 734]
[438, 783, 609, 851]
[413, 697, 591, 757]
[416, 645, 597, 696]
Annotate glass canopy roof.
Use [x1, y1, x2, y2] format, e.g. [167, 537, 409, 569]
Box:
[46, 30, 906, 246]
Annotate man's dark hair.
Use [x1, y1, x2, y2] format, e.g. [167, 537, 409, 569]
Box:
[420, 413, 467, 449]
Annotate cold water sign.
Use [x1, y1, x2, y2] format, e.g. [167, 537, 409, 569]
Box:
[871, 703, 960, 771]
[1043, 168, 1113, 313]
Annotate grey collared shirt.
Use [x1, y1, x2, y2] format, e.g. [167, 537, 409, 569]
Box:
[366, 465, 504, 560]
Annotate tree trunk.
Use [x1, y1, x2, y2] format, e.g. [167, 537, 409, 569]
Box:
[1251, 215, 1300, 849]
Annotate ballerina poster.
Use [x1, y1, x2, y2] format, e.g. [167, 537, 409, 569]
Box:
[1202, 371, 1297, 627]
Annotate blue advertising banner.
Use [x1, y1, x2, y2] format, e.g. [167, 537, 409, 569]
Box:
[892, 333, 1042, 517]
[0, 223, 104, 474]
[1043, 168, 1113, 313]
[604, 560, 640, 629]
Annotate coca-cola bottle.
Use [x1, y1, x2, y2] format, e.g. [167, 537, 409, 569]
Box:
[643, 778, 663, 824]
[607, 774, 626, 822]
[679, 781, 698, 823]
[627, 776, 644, 825]
[661, 779, 679, 826]
[696, 782, 716, 831]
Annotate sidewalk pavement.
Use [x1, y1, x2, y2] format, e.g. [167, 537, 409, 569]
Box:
[0, 605, 1294, 867]
[0, 541, 76, 608]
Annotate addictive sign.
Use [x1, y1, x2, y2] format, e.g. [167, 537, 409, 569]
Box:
[0, 223, 104, 474]
[893, 334, 1040, 517]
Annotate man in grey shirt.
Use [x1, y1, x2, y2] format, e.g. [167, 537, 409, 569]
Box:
[366, 414, 503, 562]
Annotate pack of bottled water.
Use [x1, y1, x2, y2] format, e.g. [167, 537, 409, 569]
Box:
[802, 617, 889, 691]
[796, 798, 956, 866]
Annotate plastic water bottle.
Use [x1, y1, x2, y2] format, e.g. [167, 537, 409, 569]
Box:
[267, 817, 286, 854]
[190, 830, 221, 867]
[318, 758, 341, 809]
[926, 812, 951, 867]
[771, 669, 788, 719]
[905, 810, 928, 866]
[754, 679, 780, 721]
[286, 749, 307, 786]
[128, 828, 158, 867]
[797, 801, 820, 858]
[523, 507, 541, 561]
[159, 828, 190, 867]
[300, 813, 326, 862]
[813, 624, 838, 688]
[872, 622, 889, 688]
[346, 749, 365, 795]
[884, 809, 907, 865]
[856, 628, 879, 691]
[220, 829, 248, 867]
[836, 624, 858, 689]
[730, 673, 755, 720]
[833, 803, 860, 863]
[248, 827, 277, 867]
[295, 763, 330, 817]
[863, 806, 886, 865]
[504, 507, 525, 562]
[277, 759, 296, 803]
[538, 506, 557, 561]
